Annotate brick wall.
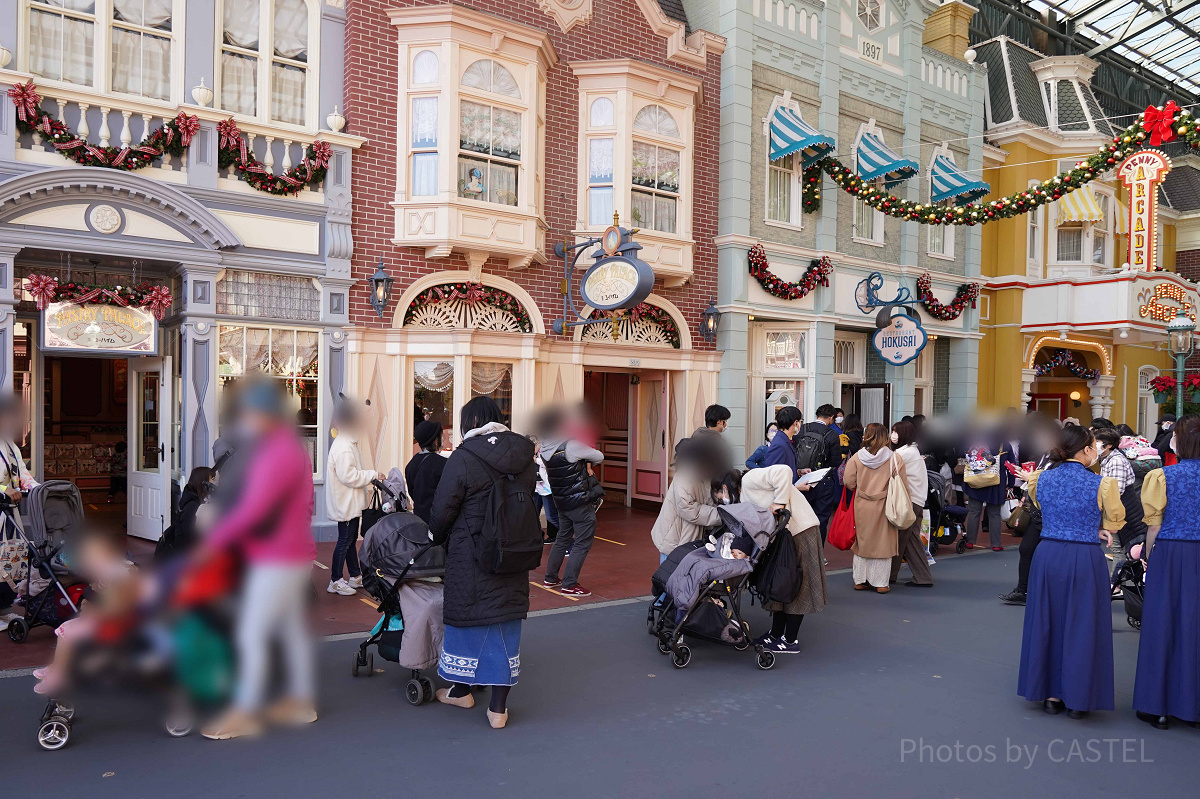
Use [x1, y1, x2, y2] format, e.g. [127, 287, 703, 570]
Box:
[344, 0, 720, 350]
[1178, 248, 1200, 279]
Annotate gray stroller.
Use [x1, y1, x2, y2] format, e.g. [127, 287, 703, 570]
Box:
[5, 481, 86, 643]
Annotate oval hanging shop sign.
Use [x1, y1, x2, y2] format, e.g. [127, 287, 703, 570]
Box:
[871, 311, 928, 366]
[43, 301, 157, 355]
[580, 255, 655, 311]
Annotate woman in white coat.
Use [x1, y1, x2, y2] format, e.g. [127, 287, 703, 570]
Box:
[890, 420, 932, 587]
[324, 398, 384, 596]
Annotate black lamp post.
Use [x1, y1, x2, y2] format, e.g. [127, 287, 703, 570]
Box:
[700, 297, 721, 343]
[368, 257, 394, 318]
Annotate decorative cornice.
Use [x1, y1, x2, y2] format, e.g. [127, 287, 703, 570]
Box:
[388, 4, 559, 70]
[630, 0, 725, 69]
[536, 0, 594, 34]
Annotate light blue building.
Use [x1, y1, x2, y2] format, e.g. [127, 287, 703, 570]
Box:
[0, 0, 363, 539]
[684, 0, 987, 460]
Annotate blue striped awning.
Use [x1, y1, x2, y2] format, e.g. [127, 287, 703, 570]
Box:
[769, 105, 835, 168]
[930, 152, 990, 205]
[855, 131, 919, 187]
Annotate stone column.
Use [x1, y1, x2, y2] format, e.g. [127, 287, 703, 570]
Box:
[0, 247, 19, 395]
[1090, 375, 1116, 421]
[947, 337, 980, 414]
[1020, 368, 1037, 409]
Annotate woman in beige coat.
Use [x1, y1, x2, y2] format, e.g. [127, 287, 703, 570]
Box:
[740, 464, 828, 655]
[843, 423, 909, 594]
[650, 461, 720, 561]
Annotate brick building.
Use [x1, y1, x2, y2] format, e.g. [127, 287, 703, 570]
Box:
[342, 0, 724, 503]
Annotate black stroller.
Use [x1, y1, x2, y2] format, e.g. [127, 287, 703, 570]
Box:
[647, 504, 788, 671]
[354, 486, 445, 705]
[3, 484, 85, 643]
[925, 469, 967, 555]
[1111, 556, 1145, 630]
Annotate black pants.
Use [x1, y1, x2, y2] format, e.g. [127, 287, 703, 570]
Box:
[1015, 515, 1043, 594]
[331, 517, 361, 580]
[966, 498, 1003, 548]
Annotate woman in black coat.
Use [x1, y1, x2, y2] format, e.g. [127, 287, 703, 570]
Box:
[405, 419, 446, 524]
[428, 397, 538, 730]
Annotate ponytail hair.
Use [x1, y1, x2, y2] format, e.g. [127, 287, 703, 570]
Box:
[1048, 424, 1094, 465]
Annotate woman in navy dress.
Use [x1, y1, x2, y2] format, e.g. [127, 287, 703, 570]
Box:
[1018, 425, 1125, 718]
[1133, 413, 1200, 730]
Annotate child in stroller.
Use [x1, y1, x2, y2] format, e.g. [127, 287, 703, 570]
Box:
[647, 503, 786, 671]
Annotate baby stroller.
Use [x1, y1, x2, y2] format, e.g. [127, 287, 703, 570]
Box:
[3, 491, 84, 644]
[647, 504, 787, 671]
[1111, 556, 1145, 630]
[355, 503, 445, 705]
[925, 469, 967, 555]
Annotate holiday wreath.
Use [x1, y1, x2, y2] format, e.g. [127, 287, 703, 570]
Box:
[916, 273, 979, 321]
[748, 245, 832, 301]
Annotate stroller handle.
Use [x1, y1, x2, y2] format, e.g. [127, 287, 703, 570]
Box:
[371, 479, 398, 500]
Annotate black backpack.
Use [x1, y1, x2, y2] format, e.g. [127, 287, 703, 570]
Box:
[752, 512, 802, 605]
[460, 448, 543, 575]
[794, 429, 828, 472]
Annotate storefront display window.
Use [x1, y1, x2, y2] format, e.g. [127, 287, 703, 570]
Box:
[471, 361, 512, 425]
[414, 360, 454, 434]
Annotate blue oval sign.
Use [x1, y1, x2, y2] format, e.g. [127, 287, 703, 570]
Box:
[580, 255, 655, 311]
[872, 313, 928, 366]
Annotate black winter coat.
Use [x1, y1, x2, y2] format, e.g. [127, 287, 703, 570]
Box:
[405, 451, 446, 525]
[429, 429, 538, 627]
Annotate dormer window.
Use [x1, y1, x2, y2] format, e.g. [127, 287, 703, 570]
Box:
[857, 0, 882, 32]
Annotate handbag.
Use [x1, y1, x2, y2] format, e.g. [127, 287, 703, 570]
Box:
[1006, 496, 1032, 534]
[885, 454, 916, 529]
[827, 487, 857, 551]
[964, 448, 1003, 489]
[360, 487, 388, 537]
[0, 520, 28, 591]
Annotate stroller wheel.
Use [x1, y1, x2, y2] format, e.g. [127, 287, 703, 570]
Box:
[164, 716, 193, 738]
[352, 653, 364, 677]
[757, 650, 776, 671]
[955, 539, 967, 554]
[7, 617, 28, 643]
[656, 638, 671, 655]
[365, 653, 375, 675]
[929, 541, 939, 556]
[671, 645, 692, 669]
[1128, 615, 1141, 630]
[405, 679, 424, 706]
[419, 678, 435, 704]
[37, 716, 71, 751]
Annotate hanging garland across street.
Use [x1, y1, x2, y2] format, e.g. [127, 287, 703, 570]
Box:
[587, 302, 682, 348]
[8, 81, 330, 197]
[748, 245, 833, 300]
[799, 102, 1199, 225]
[25, 274, 173, 320]
[917, 272, 979, 321]
[1034, 349, 1100, 381]
[403, 281, 533, 332]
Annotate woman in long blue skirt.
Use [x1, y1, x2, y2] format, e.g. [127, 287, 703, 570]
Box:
[1017, 425, 1125, 719]
[1134, 414, 1200, 730]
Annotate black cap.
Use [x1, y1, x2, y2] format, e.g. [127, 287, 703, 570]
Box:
[414, 420, 442, 450]
[1159, 413, 1177, 424]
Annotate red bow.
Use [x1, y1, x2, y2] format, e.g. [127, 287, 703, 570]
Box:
[25, 274, 58, 310]
[310, 140, 332, 168]
[8, 81, 42, 124]
[1143, 101, 1181, 147]
[448, 283, 487, 305]
[217, 119, 242, 151]
[144, 286, 173, 320]
[174, 113, 200, 147]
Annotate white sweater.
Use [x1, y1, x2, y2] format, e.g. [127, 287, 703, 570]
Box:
[324, 433, 376, 522]
[896, 444, 928, 508]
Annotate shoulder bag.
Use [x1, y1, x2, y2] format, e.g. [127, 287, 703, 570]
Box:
[885, 454, 916, 529]
[827, 487, 857, 551]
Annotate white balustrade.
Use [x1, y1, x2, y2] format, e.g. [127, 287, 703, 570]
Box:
[98, 107, 111, 147]
[120, 111, 133, 147]
[263, 136, 275, 172]
[282, 139, 293, 171]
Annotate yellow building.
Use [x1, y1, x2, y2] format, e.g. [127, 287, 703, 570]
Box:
[973, 37, 1199, 433]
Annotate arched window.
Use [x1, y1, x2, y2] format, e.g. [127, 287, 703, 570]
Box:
[633, 105, 679, 138]
[589, 97, 614, 128]
[412, 49, 439, 85]
[220, 0, 312, 126]
[462, 59, 521, 98]
[458, 60, 523, 206]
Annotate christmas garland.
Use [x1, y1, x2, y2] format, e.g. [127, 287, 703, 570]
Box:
[1034, 349, 1100, 381]
[8, 80, 330, 197]
[25, 274, 173, 320]
[916, 272, 979, 321]
[404, 282, 533, 332]
[587, 303, 681, 348]
[8, 81, 195, 170]
[799, 102, 1199, 225]
[748, 245, 832, 300]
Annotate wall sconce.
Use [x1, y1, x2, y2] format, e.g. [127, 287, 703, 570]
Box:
[700, 297, 721, 343]
[191, 78, 213, 107]
[1069, 390, 1082, 408]
[368, 257, 394, 319]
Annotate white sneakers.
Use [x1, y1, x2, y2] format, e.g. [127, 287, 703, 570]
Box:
[347, 576, 363, 589]
[0, 611, 19, 632]
[326, 579, 356, 596]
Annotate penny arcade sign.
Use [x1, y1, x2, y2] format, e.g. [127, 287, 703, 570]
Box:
[1117, 150, 1171, 272]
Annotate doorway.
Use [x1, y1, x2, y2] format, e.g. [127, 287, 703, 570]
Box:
[584, 369, 668, 506]
[853, 383, 891, 427]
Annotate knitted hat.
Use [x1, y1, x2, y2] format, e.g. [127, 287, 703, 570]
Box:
[414, 420, 442, 450]
[730, 532, 755, 557]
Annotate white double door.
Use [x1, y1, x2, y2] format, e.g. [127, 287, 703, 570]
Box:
[125, 356, 173, 540]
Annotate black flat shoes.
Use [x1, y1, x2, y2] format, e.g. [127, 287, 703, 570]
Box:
[1066, 709, 1089, 720]
[1136, 711, 1169, 730]
[1043, 699, 1065, 715]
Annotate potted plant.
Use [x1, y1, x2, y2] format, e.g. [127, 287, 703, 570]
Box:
[1185, 375, 1200, 403]
[1150, 374, 1178, 404]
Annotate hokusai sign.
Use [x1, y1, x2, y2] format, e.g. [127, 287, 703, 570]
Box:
[43, 301, 157, 355]
[872, 311, 928, 366]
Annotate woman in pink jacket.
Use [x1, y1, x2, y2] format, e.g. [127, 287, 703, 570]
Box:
[200, 377, 317, 741]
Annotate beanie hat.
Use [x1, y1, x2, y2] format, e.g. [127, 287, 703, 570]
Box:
[730, 532, 755, 557]
[414, 420, 442, 450]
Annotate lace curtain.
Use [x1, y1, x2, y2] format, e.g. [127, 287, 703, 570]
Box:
[414, 361, 455, 392]
[29, 2, 95, 86]
[221, 2, 259, 116]
[471, 362, 511, 395]
[111, 0, 172, 100]
[271, 0, 308, 125]
[219, 326, 317, 378]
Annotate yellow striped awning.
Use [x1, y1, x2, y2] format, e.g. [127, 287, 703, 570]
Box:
[1056, 186, 1104, 224]
[1115, 199, 1129, 235]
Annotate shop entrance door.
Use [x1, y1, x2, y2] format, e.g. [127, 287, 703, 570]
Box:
[853, 383, 891, 427]
[629, 371, 668, 502]
[126, 357, 172, 540]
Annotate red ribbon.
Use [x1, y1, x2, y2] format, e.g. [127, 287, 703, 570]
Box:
[174, 113, 200, 147]
[7, 81, 42, 124]
[448, 283, 487, 305]
[217, 119, 242, 151]
[1143, 101, 1181, 147]
[25, 274, 58, 311]
[71, 287, 129, 307]
[145, 286, 172, 320]
[310, 140, 332, 169]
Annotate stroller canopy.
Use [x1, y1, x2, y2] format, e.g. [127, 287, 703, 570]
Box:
[360, 511, 445, 581]
[716, 503, 780, 551]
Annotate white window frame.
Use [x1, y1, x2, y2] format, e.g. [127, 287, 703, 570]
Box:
[850, 122, 886, 246]
[857, 0, 883, 33]
[928, 221, 954, 260]
[1050, 161, 1115, 271]
[1027, 178, 1043, 277]
[584, 96, 616, 228]
[764, 150, 803, 229]
[456, 60, 525, 209]
[19, 0, 186, 106]
[215, 0, 321, 132]
[630, 105, 683, 235]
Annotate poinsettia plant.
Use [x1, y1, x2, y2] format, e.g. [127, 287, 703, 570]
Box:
[1182, 375, 1200, 391]
[1149, 375, 1179, 393]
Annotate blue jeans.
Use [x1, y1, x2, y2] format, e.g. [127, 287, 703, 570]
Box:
[331, 517, 361, 580]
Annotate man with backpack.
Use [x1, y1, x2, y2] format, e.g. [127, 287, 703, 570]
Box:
[540, 407, 605, 597]
[795, 404, 845, 540]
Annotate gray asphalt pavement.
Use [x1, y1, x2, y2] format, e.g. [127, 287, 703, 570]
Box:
[2, 550, 1198, 798]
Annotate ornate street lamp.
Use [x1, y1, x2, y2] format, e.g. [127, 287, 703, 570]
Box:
[368, 257, 395, 319]
[1166, 308, 1195, 418]
[700, 297, 721, 343]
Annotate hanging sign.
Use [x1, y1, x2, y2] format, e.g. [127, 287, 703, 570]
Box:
[1117, 150, 1171, 271]
[871, 311, 928, 366]
[1136, 281, 1197, 324]
[579, 224, 655, 311]
[42, 301, 158, 355]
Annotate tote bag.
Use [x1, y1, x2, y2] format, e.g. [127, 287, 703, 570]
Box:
[885, 455, 916, 529]
[828, 487, 857, 551]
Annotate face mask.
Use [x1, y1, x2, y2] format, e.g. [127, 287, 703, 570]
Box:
[1163, 422, 1173, 431]
[890, 431, 900, 444]
[766, 428, 777, 442]
[835, 416, 844, 425]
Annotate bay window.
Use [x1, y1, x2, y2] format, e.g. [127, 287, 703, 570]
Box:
[631, 106, 681, 234]
[586, 97, 615, 227]
[457, 60, 523, 207]
[219, 0, 314, 127]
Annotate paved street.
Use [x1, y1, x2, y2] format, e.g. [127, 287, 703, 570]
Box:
[2, 551, 1197, 798]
